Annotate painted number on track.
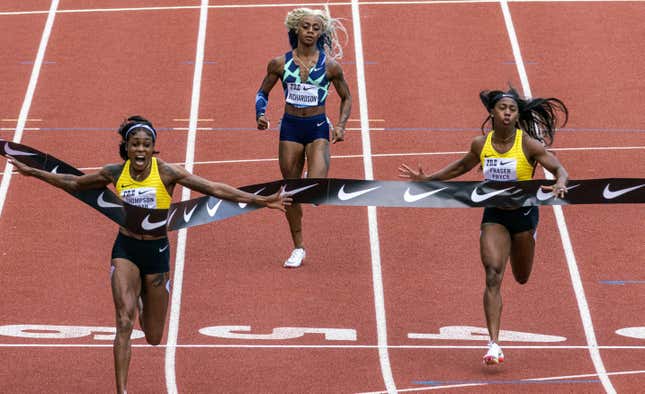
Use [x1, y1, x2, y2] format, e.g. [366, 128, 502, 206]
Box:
[408, 326, 567, 342]
[199, 326, 357, 341]
[0, 324, 144, 340]
[615, 327, 645, 339]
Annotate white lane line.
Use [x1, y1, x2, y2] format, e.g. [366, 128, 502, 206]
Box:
[499, 1, 615, 393]
[357, 368, 645, 393]
[0, 0, 59, 219]
[164, 1, 209, 393]
[3, 1, 645, 16]
[3, 343, 645, 349]
[350, 1, 397, 393]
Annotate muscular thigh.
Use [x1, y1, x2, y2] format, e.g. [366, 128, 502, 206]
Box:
[140, 272, 169, 315]
[111, 258, 141, 310]
[279, 141, 305, 178]
[305, 139, 330, 177]
[480, 223, 512, 270]
[510, 230, 536, 267]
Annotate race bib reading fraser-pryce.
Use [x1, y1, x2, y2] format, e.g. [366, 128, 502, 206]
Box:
[120, 187, 158, 209]
[483, 157, 518, 181]
[286, 83, 319, 107]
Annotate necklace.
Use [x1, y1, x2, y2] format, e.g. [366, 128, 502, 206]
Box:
[492, 131, 515, 144]
[293, 51, 316, 71]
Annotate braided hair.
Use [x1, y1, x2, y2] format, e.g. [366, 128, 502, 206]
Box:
[479, 87, 568, 147]
[117, 115, 158, 161]
[285, 8, 347, 59]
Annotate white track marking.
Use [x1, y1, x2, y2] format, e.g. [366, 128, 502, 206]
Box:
[350, 1, 397, 393]
[0, 0, 58, 219]
[357, 369, 645, 393]
[3, 343, 645, 350]
[500, 1, 615, 392]
[3, 1, 645, 16]
[164, 1, 208, 393]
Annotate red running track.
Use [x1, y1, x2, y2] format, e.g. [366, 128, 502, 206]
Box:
[0, 1, 644, 393]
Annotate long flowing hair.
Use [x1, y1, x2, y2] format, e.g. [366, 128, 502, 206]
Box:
[479, 87, 568, 146]
[285, 8, 347, 60]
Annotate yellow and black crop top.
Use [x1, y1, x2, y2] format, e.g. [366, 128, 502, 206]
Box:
[116, 157, 172, 209]
[479, 129, 534, 181]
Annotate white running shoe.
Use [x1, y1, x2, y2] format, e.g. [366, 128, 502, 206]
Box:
[483, 342, 504, 365]
[284, 248, 306, 268]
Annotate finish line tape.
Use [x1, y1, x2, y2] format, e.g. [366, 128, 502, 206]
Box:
[2, 139, 644, 236]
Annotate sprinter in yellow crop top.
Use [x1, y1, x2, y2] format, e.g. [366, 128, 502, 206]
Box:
[398, 87, 569, 366]
[8, 116, 291, 394]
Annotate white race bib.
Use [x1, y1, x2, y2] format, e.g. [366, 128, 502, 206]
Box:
[483, 157, 517, 181]
[285, 83, 318, 107]
[120, 187, 158, 209]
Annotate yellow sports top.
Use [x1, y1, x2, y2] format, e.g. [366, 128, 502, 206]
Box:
[116, 157, 172, 209]
[479, 129, 534, 181]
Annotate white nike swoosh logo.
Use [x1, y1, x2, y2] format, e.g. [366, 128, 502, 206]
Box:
[470, 186, 515, 203]
[403, 187, 448, 203]
[207, 199, 222, 217]
[141, 215, 166, 230]
[603, 184, 645, 199]
[239, 187, 266, 208]
[316, 121, 325, 127]
[183, 205, 198, 223]
[97, 192, 121, 208]
[281, 183, 318, 197]
[159, 244, 169, 253]
[338, 184, 381, 201]
[166, 208, 177, 224]
[536, 184, 580, 201]
[4, 142, 37, 156]
[51, 165, 59, 174]
[523, 208, 533, 216]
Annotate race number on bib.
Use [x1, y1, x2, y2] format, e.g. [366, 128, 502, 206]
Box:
[483, 157, 517, 181]
[286, 83, 318, 107]
[120, 187, 158, 209]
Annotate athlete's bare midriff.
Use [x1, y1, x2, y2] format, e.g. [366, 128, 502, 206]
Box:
[285, 103, 325, 117]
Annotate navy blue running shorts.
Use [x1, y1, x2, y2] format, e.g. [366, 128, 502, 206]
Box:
[280, 112, 330, 145]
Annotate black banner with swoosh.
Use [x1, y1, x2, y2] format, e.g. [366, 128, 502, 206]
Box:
[163, 177, 644, 230]
[2, 140, 644, 235]
[0, 139, 127, 225]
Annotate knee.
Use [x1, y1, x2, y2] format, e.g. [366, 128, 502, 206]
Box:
[280, 161, 304, 179]
[515, 275, 529, 285]
[115, 312, 135, 335]
[484, 266, 503, 289]
[143, 325, 164, 345]
[145, 333, 162, 346]
[511, 260, 532, 285]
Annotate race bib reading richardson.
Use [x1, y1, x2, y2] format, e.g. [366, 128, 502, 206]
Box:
[286, 83, 318, 107]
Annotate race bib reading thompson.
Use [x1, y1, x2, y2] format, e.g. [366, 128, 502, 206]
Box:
[120, 187, 158, 209]
[286, 83, 318, 107]
[483, 157, 517, 181]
